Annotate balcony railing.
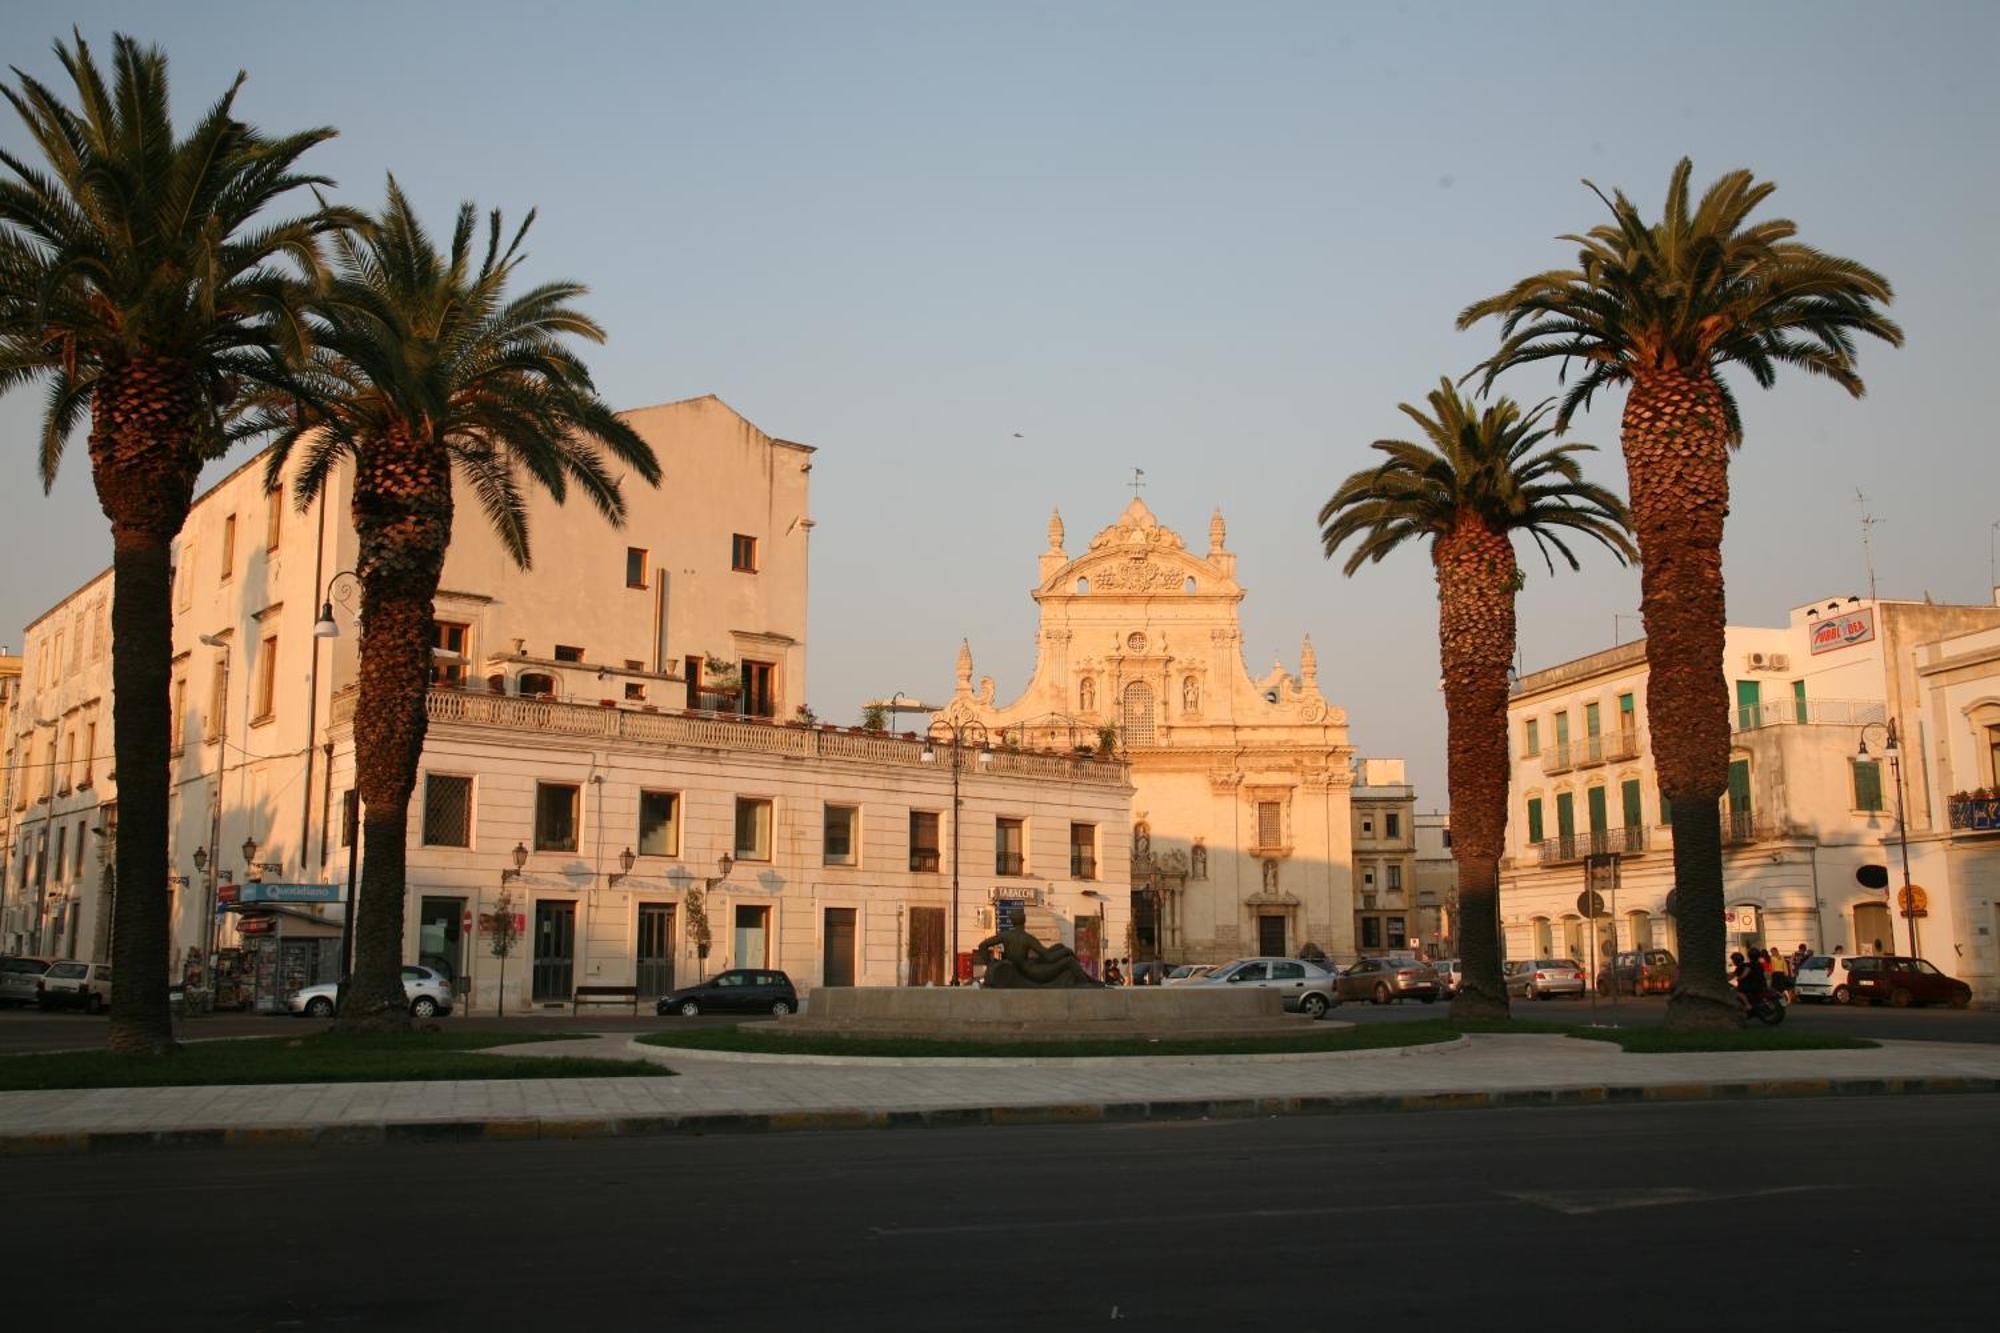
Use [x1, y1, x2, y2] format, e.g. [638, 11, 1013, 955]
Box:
[1732, 698, 1885, 734]
[1725, 810, 1759, 843]
[1949, 797, 2000, 834]
[331, 686, 1129, 784]
[909, 848, 941, 872]
[1541, 744, 1575, 775]
[1535, 826, 1650, 865]
[1602, 728, 1641, 762]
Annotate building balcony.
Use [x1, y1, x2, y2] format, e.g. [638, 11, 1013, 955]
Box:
[1949, 797, 1999, 834]
[1534, 826, 1651, 865]
[1602, 728, 1641, 763]
[330, 686, 1130, 786]
[1540, 744, 1575, 776]
[1732, 697, 1885, 734]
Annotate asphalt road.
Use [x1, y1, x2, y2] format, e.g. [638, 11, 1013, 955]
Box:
[6, 990, 1999, 1052]
[6, 1095, 1991, 1330]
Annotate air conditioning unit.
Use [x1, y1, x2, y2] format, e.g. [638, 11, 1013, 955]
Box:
[1769, 653, 1790, 671]
[1746, 651, 1788, 672]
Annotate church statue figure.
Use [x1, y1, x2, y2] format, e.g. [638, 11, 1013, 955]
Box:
[1079, 676, 1095, 712]
[1263, 858, 1279, 892]
[974, 905, 1102, 988]
[1182, 675, 1199, 714]
[1191, 841, 1207, 880]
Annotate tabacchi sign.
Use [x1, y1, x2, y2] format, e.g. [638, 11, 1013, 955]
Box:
[1810, 607, 1875, 655]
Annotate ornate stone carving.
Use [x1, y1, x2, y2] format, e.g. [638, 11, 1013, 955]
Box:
[1181, 674, 1200, 716]
[1191, 840, 1208, 880]
[1078, 676, 1095, 712]
[1090, 558, 1189, 593]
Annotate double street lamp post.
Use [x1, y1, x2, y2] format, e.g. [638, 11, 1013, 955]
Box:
[921, 717, 991, 983]
[1857, 720, 1919, 957]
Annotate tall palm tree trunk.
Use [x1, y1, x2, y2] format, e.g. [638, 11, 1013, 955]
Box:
[334, 443, 451, 1033]
[1436, 518, 1516, 1020]
[89, 357, 201, 1055]
[1622, 370, 1739, 1029]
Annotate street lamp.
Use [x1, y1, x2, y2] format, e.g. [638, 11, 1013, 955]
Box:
[922, 716, 992, 983]
[500, 842, 529, 884]
[1857, 720, 1919, 956]
[241, 835, 282, 880]
[608, 846, 637, 886]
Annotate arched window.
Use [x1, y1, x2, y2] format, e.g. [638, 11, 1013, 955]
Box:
[1531, 916, 1553, 957]
[1627, 910, 1652, 949]
[518, 672, 557, 698]
[1122, 681, 1155, 746]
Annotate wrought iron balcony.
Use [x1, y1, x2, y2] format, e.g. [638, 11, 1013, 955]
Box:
[1602, 728, 1641, 762]
[1535, 826, 1650, 865]
[1949, 797, 1999, 834]
[1732, 697, 1885, 734]
[1540, 743, 1575, 775]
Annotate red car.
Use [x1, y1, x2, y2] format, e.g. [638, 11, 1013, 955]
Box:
[1847, 956, 1972, 1008]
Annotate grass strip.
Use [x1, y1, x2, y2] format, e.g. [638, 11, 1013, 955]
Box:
[0, 1031, 674, 1091]
[639, 1020, 1469, 1059]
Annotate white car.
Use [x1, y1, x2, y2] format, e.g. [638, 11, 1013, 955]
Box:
[1793, 954, 1866, 1004]
[37, 960, 113, 1012]
[290, 964, 454, 1018]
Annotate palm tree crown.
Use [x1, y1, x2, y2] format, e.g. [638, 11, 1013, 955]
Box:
[1456, 158, 1904, 442]
[262, 177, 659, 547]
[1318, 378, 1634, 572]
[0, 31, 353, 487]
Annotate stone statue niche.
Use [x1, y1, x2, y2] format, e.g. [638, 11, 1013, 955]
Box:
[974, 905, 1103, 988]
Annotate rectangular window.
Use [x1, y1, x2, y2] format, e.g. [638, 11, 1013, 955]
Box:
[734, 797, 773, 862]
[823, 804, 857, 866]
[1585, 702, 1601, 737]
[176, 543, 195, 610]
[254, 635, 278, 720]
[909, 811, 941, 872]
[1622, 778, 1643, 829]
[1257, 801, 1282, 848]
[219, 514, 237, 581]
[1527, 797, 1544, 845]
[731, 533, 758, 572]
[741, 659, 777, 718]
[1728, 758, 1753, 816]
[534, 782, 580, 852]
[638, 790, 681, 857]
[1361, 917, 1383, 950]
[206, 661, 226, 743]
[1735, 679, 1762, 731]
[554, 644, 584, 663]
[61, 732, 75, 792]
[1361, 818, 1374, 837]
[1385, 812, 1401, 839]
[1070, 822, 1097, 879]
[432, 621, 469, 686]
[1556, 791, 1576, 839]
[80, 722, 96, 785]
[53, 825, 65, 881]
[1793, 679, 1808, 724]
[1386, 863, 1403, 891]
[422, 774, 473, 847]
[73, 819, 86, 877]
[1386, 916, 1407, 949]
[1587, 785, 1608, 834]
[1851, 760, 1884, 813]
[995, 817, 1025, 876]
[1524, 718, 1540, 756]
[625, 547, 648, 589]
[1554, 712, 1570, 747]
[1618, 692, 1635, 724]
[266, 490, 283, 550]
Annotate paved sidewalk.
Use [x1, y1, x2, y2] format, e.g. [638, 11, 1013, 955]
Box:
[3, 1034, 1996, 1155]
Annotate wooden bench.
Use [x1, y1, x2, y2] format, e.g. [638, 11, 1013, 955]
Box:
[571, 985, 640, 1015]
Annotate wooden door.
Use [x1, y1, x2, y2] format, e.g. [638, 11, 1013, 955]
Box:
[822, 908, 856, 987]
[908, 907, 945, 986]
[636, 903, 676, 997]
[1257, 914, 1286, 957]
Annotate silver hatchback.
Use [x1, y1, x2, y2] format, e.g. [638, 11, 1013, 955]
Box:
[0, 956, 52, 1006]
[1198, 957, 1340, 1018]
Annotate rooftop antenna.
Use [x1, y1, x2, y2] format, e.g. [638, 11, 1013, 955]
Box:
[1856, 489, 1880, 603]
[1612, 613, 1642, 645]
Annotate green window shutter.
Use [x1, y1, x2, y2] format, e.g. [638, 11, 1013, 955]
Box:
[1735, 680, 1762, 731]
[1852, 760, 1883, 812]
[1661, 790, 1674, 826]
[1556, 791, 1576, 839]
[1587, 785, 1608, 833]
[1585, 703, 1601, 738]
[1526, 798, 1544, 845]
[1622, 779, 1643, 828]
[1793, 679, 1808, 724]
[1728, 759, 1753, 815]
[1555, 712, 1570, 746]
[1524, 719, 1539, 756]
[1618, 692, 1635, 720]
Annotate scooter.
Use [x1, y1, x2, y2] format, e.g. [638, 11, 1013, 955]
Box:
[1739, 989, 1786, 1026]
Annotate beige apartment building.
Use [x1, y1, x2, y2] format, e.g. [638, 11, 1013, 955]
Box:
[1501, 592, 2000, 997]
[939, 498, 1362, 965]
[4, 395, 1135, 1009]
[1350, 759, 1418, 954]
[1413, 812, 1455, 953]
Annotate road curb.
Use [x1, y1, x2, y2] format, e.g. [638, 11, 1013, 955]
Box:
[624, 1033, 1473, 1067]
[1, 1072, 1993, 1157]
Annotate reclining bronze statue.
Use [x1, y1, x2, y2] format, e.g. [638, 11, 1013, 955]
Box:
[973, 905, 1103, 988]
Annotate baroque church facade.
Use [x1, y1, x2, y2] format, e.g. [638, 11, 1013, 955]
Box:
[937, 498, 1358, 965]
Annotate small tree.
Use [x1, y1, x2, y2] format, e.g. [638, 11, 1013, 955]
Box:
[684, 886, 713, 975]
[488, 890, 523, 1017]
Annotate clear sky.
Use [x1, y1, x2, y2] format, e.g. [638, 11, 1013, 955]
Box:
[3, 0, 1995, 805]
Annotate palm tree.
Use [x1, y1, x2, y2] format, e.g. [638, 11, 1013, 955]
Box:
[0, 34, 350, 1053]
[1458, 159, 1901, 1028]
[258, 181, 660, 1030]
[1318, 379, 1632, 1020]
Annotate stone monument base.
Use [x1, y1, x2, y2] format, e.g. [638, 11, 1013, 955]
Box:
[777, 985, 1335, 1042]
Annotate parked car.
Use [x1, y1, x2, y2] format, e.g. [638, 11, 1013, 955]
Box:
[1433, 959, 1463, 998]
[1847, 956, 1973, 1009]
[290, 964, 455, 1018]
[1198, 957, 1341, 1017]
[1333, 957, 1440, 1005]
[1505, 959, 1586, 1000]
[1596, 949, 1679, 996]
[37, 960, 113, 1012]
[0, 955, 52, 1007]
[656, 968, 798, 1016]
[1162, 964, 1216, 986]
[1792, 954, 1868, 1004]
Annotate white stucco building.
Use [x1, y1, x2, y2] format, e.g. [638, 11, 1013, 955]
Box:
[4, 395, 1134, 1008]
[938, 498, 1364, 965]
[1500, 592, 2000, 998]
